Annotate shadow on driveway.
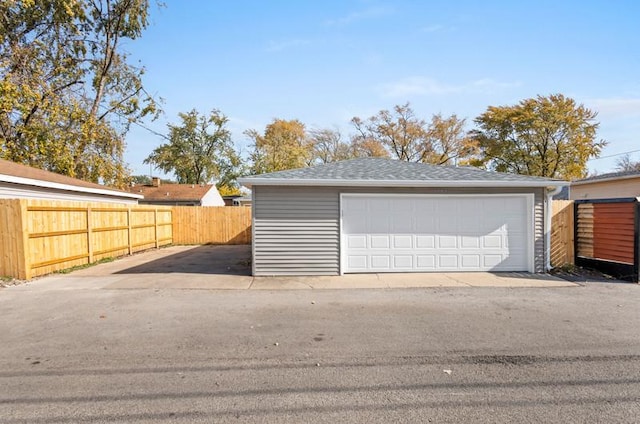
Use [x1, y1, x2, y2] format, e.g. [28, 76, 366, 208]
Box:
[113, 245, 251, 276]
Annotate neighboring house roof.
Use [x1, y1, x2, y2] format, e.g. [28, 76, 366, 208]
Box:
[552, 185, 570, 200]
[130, 183, 216, 202]
[572, 169, 640, 185]
[0, 158, 142, 200]
[239, 158, 567, 188]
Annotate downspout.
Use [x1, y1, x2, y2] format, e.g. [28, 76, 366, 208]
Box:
[545, 186, 564, 271]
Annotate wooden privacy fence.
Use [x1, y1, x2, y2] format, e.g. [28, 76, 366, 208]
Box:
[172, 206, 251, 245]
[551, 200, 575, 267]
[0, 199, 172, 280]
[0, 200, 253, 280]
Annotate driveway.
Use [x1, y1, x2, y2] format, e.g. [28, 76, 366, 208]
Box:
[0, 270, 638, 423]
[42, 245, 576, 290]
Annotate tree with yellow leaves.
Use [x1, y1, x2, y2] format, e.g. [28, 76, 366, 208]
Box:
[0, 0, 160, 187]
[471, 94, 605, 180]
[246, 119, 312, 174]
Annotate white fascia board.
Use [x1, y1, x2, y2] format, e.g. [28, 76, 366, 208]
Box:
[571, 174, 640, 186]
[238, 178, 568, 189]
[0, 174, 143, 199]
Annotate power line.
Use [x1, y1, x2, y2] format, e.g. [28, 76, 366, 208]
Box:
[130, 119, 169, 141]
[589, 148, 640, 161]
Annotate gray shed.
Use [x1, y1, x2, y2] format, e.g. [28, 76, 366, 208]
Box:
[239, 158, 566, 276]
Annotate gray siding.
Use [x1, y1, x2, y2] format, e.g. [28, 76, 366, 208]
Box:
[253, 186, 340, 275]
[253, 185, 546, 276]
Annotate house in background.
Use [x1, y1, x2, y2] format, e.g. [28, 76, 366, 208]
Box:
[130, 177, 225, 206]
[239, 158, 567, 277]
[0, 158, 142, 204]
[570, 170, 640, 200]
[222, 194, 252, 207]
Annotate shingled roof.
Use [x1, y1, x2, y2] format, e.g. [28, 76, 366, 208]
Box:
[239, 158, 566, 188]
[129, 183, 216, 202]
[572, 169, 640, 185]
[0, 158, 141, 199]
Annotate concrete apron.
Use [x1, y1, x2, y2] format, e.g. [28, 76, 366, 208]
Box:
[21, 245, 576, 290]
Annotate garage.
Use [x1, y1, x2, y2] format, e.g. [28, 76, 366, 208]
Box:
[341, 194, 533, 273]
[239, 158, 566, 276]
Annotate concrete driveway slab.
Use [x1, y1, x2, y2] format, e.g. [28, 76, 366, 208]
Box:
[104, 273, 253, 290]
[446, 272, 575, 288]
[23, 244, 577, 290]
[380, 272, 471, 288]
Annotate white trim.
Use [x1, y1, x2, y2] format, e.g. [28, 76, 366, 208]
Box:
[0, 174, 143, 199]
[0, 184, 139, 204]
[240, 177, 566, 189]
[572, 174, 640, 186]
[340, 193, 535, 274]
[251, 187, 257, 277]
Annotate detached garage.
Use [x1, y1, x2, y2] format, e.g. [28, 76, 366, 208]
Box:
[239, 158, 566, 276]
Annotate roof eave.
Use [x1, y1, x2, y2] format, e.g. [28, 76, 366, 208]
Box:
[0, 174, 144, 199]
[238, 178, 568, 189]
[572, 174, 640, 186]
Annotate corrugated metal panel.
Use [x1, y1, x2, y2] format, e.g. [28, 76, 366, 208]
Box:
[253, 185, 546, 275]
[253, 186, 339, 276]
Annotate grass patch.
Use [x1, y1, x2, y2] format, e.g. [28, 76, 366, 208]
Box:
[55, 257, 116, 274]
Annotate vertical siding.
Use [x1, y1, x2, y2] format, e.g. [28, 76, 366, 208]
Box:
[253, 186, 546, 275]
[253, 186, 340, 275]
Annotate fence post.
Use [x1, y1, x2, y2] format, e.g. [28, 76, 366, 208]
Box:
[127, 207, 132, 255]
[0, 199, 30, 280]
[154, 208, 159, 248]
[573, 201, 579, 265]
[635, 201, 640, 283]
[86, 206, 93, 263]
[19, 200, 31, 280]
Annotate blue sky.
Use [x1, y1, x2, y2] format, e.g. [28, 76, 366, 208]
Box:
[125, 0, 640, 179]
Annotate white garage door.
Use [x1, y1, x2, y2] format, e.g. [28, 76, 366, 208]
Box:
[341, 194, 533, 273]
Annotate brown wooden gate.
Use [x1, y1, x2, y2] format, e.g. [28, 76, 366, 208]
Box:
[575, 198, 639, 282]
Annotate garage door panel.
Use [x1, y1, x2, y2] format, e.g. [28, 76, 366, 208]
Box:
[439, 255, 458, 268]
[416, 235, 435, 248]
[483, 255, 504, 267]
[347, 235, 367, 248]
[482, 235, 503, 248]
[394, 255, 413, 268]
[461, 255, 481, 268]
[371, 255, 390, 269]
[342, 195, 531, 273]
[393, 235, 413, 248]
[438, 235, 457, 249]
[416, 255, 436, 269]
[461, 236, 481, 249]
[370, 235, 390, 249]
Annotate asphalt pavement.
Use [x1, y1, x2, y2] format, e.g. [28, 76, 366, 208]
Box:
[0, 275, 639, 423]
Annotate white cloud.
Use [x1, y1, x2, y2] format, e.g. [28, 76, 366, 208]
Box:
[378, 77, 522, 98]
[585, 98, 640, 120]
[325, 6, 393, 26]
[265, 38, 311, 53]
